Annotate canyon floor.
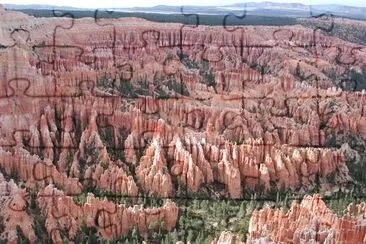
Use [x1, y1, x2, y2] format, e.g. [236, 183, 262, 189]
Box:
[0, 5, 365, 243]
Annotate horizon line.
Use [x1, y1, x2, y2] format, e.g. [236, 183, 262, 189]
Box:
[1, 1, 366, 9]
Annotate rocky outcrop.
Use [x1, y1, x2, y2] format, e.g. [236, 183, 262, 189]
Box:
[69, 109, 139, 197]
[37, 185, 179, 243]
[136, 136, 173, 197]
[247, 194, 366, 243]
[166, 134, 348, 198]
[169, 136, 206, 193]
[0, 172, 35, 243]
[0, 147, 82, 195]
[85, 162, 139, 197]
[0, 7, 362, 200]
[0, 6, 366, 242]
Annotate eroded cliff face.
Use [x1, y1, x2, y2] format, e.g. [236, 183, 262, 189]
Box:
[0, 173, 36, 243]
[0, 170, 178, 243]
[247, 195, 366, 243]
[0, 5, 366, 242]
[37, 185, 178, 243]
[136, 136, 173, 197]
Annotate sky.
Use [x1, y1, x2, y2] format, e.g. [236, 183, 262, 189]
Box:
[0, 0, 365, 8]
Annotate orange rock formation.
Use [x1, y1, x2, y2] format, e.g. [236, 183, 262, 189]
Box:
[37, 185, 179, 242]
[248, 195, 366, 243]
[0, 5, 365, 242]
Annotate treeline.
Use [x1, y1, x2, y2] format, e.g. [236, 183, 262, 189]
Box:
[15, 9, 297, 26]
[299, 19, 366, 45]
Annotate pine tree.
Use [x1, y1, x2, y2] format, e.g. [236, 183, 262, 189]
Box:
[171, 228, 178, 243]
[131, 227, 139, 242]
[239, 201, 247, 218]
[282, 193, 289, 212]
[276, 191, 280, 207]
[249, 192, 257, 211]
[16, 226, 30, 244]
[187, 229, 194, 242]
[204, 235, 213, 244]
[221, 201, 227, 217]
[163, 233, 172, 244]
[195, 231, 204, 243]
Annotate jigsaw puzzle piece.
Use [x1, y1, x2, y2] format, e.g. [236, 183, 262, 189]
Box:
[0, 29, 35, 91]
[0, 27, 31, 51]
[222, 4, 247, 32]
[335, 46, 362, 66]
[37, 10, 79, 69]
[309, 11, 336, 60]
[91, 9, 117, 68]
[201, 43, 224, 64]
[283, 92, 323, 148]
[29, 12, 85, 97]
[177, 6, 200, 60]
[43, 10, 119, 96]
[32, 44, 84, 75]
[95, 114, 126, 154]
[282, 80, 345, 150]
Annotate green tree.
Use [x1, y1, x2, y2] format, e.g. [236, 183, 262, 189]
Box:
[28, 187, 50, 243]
[187, 229, 194, 242]
[238, 202, 247, 218]
[204, 235, 213, 243]
[16, 226, 30, 244]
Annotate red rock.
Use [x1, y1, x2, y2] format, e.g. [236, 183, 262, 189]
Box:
[136, 136, 173, 197]
[0, 147, 82, 195]
[247, 195, 366, 243]
[0, 172, 36, 243]
[37, 185, 179, 242]
[0, 7, 365, 242]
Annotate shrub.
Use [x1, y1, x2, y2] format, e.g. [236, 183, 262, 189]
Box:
[166, 79, 190, 96]
[204, 71, 216, 87]
[119, 80, 134, 97]
[181, 53, 199, 69]
[74, 220, 100, 243]
[74, 193, 88, 206]
[350, 68, 366, 91]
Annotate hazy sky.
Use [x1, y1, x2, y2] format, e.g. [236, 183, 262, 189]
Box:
[0, 0, 365, 8]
